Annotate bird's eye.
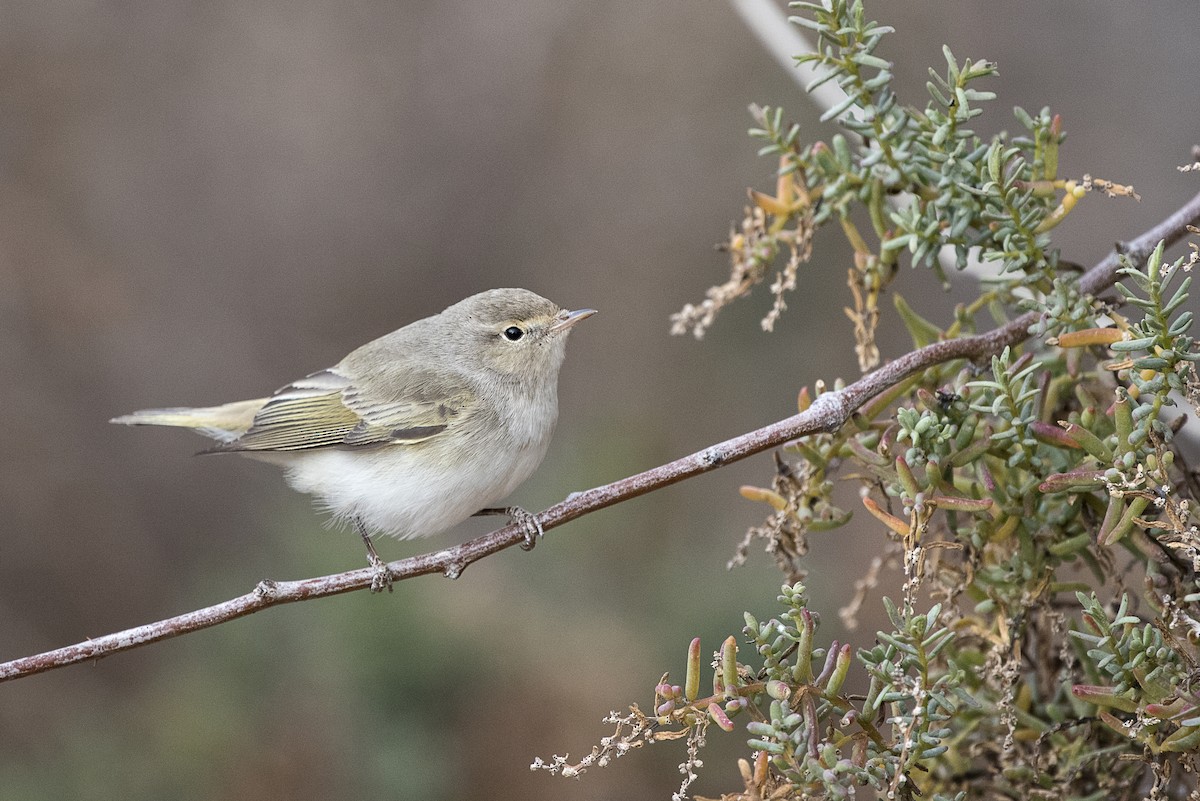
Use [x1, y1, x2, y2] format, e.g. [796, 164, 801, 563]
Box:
[502, 326, 525, 341]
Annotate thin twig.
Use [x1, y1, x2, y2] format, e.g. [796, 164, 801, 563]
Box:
[729, 0, 849, 114]
[3, 190, 1199, 684]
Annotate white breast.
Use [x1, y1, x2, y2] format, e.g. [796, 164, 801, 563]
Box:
[273, 387, 557, 539]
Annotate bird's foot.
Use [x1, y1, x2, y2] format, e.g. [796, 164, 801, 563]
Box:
[474, 506, 544, 551]
[510, 507, 545, 551]
[355, 518, 394, 593]
[366, 548, 394, 593]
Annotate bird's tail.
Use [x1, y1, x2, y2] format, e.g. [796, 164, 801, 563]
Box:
[110, 398, 267, 443]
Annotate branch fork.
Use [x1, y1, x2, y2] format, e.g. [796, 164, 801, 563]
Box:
[2, 189, 1198, 684]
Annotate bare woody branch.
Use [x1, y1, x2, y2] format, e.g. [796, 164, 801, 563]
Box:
[3, 188, 1199, 684]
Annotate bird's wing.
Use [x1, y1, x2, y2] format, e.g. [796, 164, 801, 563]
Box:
[212, 368, 473, 452]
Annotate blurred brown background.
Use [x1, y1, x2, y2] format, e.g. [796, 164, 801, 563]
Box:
[0, 2, 1196, 799]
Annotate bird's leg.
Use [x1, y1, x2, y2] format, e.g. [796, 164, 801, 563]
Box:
[355, 517, 394, 593]
[474, 506, 544, 551]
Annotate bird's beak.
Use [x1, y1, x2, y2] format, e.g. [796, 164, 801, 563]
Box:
[549, 307, 597, 333]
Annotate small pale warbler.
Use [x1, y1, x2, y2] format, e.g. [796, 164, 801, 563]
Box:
[112, 288, 595, 590]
